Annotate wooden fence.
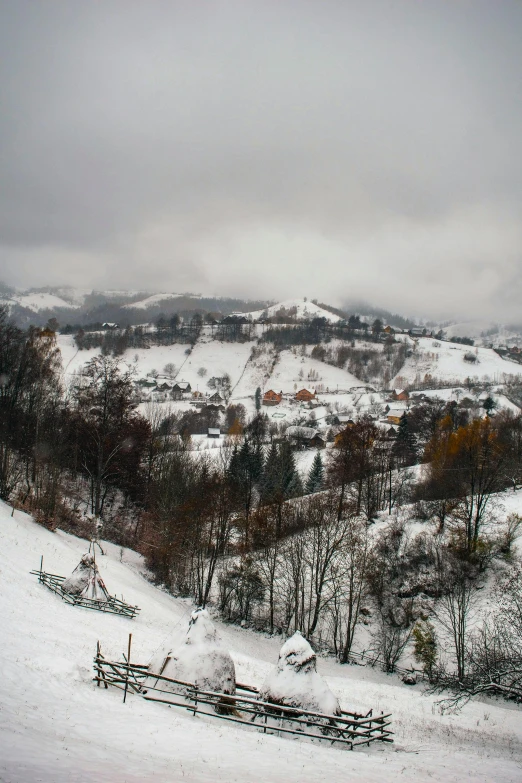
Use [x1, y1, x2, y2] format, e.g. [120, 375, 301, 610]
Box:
[94, 644, 393, 750]
[31, 566, 140, 618]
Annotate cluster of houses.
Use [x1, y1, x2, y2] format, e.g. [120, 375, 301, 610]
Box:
[135, 377, 226, 409]
[262, 388, 317, 406]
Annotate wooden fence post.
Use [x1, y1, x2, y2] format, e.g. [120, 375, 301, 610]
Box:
[123, 633, 132, 704]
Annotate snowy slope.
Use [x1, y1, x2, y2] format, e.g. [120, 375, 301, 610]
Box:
[181, 336, 255, 390]
[267, 349, 363, 394]
[1, 502, 522, 783]
[121, 293, 182, 310]
[394, 338, 522, 386]
[8, 292, 79, 312]
[247, 298, 342, 323]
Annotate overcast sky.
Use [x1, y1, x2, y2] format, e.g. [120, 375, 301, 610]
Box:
[1, 1, 521, 321]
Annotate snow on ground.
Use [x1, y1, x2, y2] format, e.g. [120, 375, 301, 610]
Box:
[121, 293, 182, 309]
[181, 336, 255, 391]
[444, 321, 498, 340]
[268, 349, 362, 394]
[56, 335, 193, 384]
[8, 292, 79, 312]
[416, 387, 521, 414]
[56, 334, 100, 379]
[247, 298, 342, 323]
[1, 501, 522, 782]
[122, 344, 193, 380]
[394, 338, 522, 386]
[231, 346, 276, 400]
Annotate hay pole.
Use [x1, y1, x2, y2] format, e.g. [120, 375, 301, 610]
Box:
[123, 633, 132, 704]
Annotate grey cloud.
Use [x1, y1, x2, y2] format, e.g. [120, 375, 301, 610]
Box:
[0, 1, 521, 320]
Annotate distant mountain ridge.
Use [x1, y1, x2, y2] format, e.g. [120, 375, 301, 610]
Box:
[3, 284, 520, 344]
[0, 284, 272, 328]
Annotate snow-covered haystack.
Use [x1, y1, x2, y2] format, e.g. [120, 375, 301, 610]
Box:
[61, 554, 109, 601]
[259, 632, 341, 716]
[147, 609, 236, 701]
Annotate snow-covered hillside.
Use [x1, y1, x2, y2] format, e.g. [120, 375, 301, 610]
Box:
[247, 298, 342, 323]
[121, 293, 182, 310]
[394, 337, 521, 386]
[1, 292, 79, 312]
[1, 501, 522, 783]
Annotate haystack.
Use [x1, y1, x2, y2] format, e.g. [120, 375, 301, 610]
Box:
[61, 553, 110, 601]
[259, 631, 340, 716]
[147, 609, 236, 697]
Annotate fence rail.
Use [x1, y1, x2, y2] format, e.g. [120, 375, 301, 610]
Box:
[31, 568, 140, 618]
[345, 647, 428, 681]
[94, 647, 393, 750]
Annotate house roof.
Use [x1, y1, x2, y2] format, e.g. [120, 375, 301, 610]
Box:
[208, 428, 221, 436]
[287, 426, 318, 440]
[387, 408, 406, 419]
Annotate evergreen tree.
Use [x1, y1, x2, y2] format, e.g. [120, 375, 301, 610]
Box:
[260, 441, 302, 502]
[305, 452, 324, 494]
[392, 414, 417, 466]
[278, 441, 299, 498]
[482, 396, 496, 417]
[260, 442, 279, 503]
[255, 386, 262, 412]
[227, 445, 240, 485]
[286, 469, 304, 498]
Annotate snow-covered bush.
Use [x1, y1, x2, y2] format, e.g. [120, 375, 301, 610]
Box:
[259, 631, 340, 716]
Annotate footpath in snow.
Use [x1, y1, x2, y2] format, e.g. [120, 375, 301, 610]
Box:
[0, 501, 521, 783]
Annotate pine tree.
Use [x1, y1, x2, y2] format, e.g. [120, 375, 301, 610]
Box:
[392, 413, 417, 466]
[260, 442, 302, 502]
[227, 445, 240, 485]
[255, 386, 262, 412]
[278, 441, 299, 498]
[286, 469, 304, 498]
[305, 452, 324, 494]
[260, 442, 279, 503]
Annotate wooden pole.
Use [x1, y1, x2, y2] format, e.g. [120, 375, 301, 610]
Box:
[123, 633, 132, 703]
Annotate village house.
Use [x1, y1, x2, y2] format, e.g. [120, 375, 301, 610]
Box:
[295, 388, 316, 403]
[172, 381, 191, 400]
[286, 426, 325, 449]
[390, 389, 410, 402]
[337, 414, 355, 425]
[386, 408, 406, 426]
[207, 428, 221, 439]
[209, 392, 224, 404]
[263, 390, 283, 406]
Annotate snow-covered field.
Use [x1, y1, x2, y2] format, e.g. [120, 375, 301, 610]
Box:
[121, 293, 182, 310]
[1, 501, 522, 782]
[246, 298, 342, 323]
[394, 337, 521, 386]
[0, 292, 79, 312]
